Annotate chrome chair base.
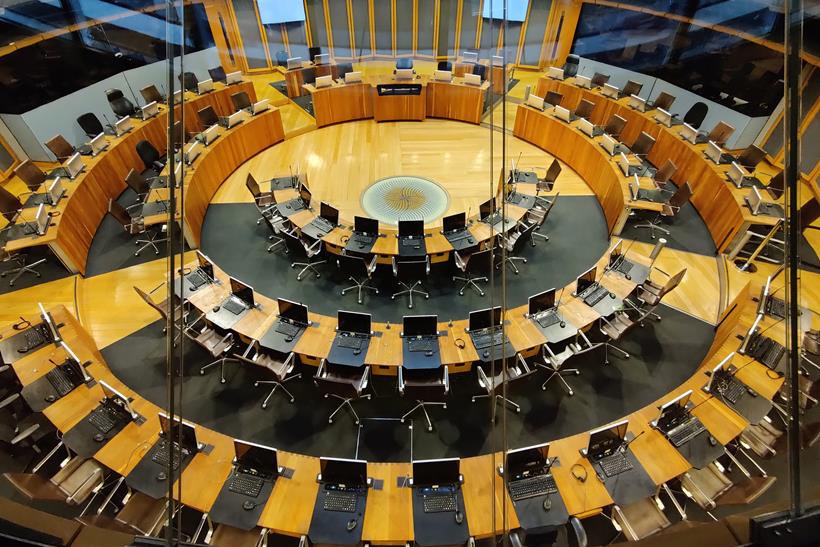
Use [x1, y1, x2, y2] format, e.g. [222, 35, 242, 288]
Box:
[341, 276, 379, 304]
[326, 393, 372, 425]
[255, 373, 301, 407]
[453, 274, 487, 296]
[401, 401, 446, 432]
[391, 280, 429, 309]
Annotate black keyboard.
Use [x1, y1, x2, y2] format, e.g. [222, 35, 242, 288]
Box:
[747, 333, 786, 370]
[472, 329, 504, 350]
[446, 231, 469, 242]
[222, 297, 247, 315]
[275, 321, 302, 337]
[313, 218, 334, 232]
[45, 368, 76, 397]
[535, 311, 562, 329]
[423, 492, 458, 513]
[337, 335, 363, 350]
[717, 375, 746, 404]
[508, 473, 558, 501]
[188, 270, 210, 289]
[616, 261, 634, 275]
[150, 440, 188, 470]
[401, 239, 421, 248]
[408, 338, 436, 352]
[765, 297, 786, 319]
[483, 212, 503, 226]
[597, 452, 633, 477]
[22, 325, 50, 352]
[352, 234, 374, 245]
[666, 417, 706, 447]
[580, 284, 611, 306]
[87, 405, 123, 433]
[228, 472, 264, 498]
[323, 490, 357, 512]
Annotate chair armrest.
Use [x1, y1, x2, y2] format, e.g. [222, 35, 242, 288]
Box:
[367, 254, 378, 273]
[152, 160, 165, 172]
[476, 365, 491, 393]
[509, 531, 524, 547]
[305, 237, 323, 254]
[611, 505, 637, 540]
[443, 366, 450, 394]
[359, 366, 371, 391]
[0, 392, 20, 410]
[425, 256, 431, 274]
[11, 423, 40, 446]
[397, 367, 405, 395]
[316, 358, 327, 379]
[454, 250, 467, 271]
[391, 257, 398, 276]
[516, 353, 531, 374]
[570, 516, 588, 547]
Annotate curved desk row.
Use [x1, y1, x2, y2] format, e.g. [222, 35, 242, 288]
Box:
[4, 81, 256, 275]
[533, 77, 782, 252]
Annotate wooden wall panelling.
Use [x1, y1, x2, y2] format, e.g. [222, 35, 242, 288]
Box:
[543, 0, 581, 67]
[202, 0, 243, 74]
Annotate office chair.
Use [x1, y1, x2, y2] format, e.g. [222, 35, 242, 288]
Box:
[392, 257, 430, 309]
[308, 46, 321, 63]
[537, 329, 601, 391]
[135, 140, 166, 175]
[234, 342, 300, 406]
[0, 185, 23, 223]
[399, 365, 449, 432]
[4, 456, 105, 506]
[509, 520, 588, 547]
[105, 89, 135, 118]
[497, 223, 537, 274]
[611, 493, 674, 542]
[629, 268, 686, 322]
[282, 229, 326, 280]
[472, 353, 533, 418]
[197, 105, 219, 130]
[13, 160, 47, 193]
[246, 173, 278, 225]
[107, 199, 168, 256]
[231, 91, 252, 111]
[314, 359, 371, 425]
[437, 60, 453, 71]
[179, 71, 199, 92]
[395, 58, 414, 71]
[562, 54, 580, 78]
[545, 90, 563, 107]
[529, 192, 559, 244]
[275, 50, 289, 67]
[208, 66, 227, 83]
[679, 463, 776, 520]
[632, 181, 693, 238]
[338, 253, 378, 304]
[598, 311, 638, 364]
[652, 159, 677, 190]
[133, 284, 187, 344]
[44, 134, 76, 162]
[453, 248, 491, 296]
[76, 113, 104, 139]
[184, 314, 237, 384]
[140, 84, 163, 104]
[125, 169, 162, 206]
[261, 213, 287, 253]
[535, 161, 561, 202]
[335, 62, 354, 79]
[472, 63, 487, 81]
[1, 248, 45, 287]
[78, 491, 169, 536]
[683, 101, 708, 129]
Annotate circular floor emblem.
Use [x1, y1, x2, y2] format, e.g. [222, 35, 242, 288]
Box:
[361, 176, 450, 225]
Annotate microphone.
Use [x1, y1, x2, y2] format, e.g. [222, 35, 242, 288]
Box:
[159, 83, 167, 101]
[101, 113, 115, 134]
[122, 74, 141, 111]
[620, 429, 646, 453]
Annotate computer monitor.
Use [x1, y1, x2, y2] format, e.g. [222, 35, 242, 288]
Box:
[575, 75, 592, 89]
[197, 78, 214, 94]
[185, 141, 201, 165]
[398, 219, 424, 238]
[528, 288, 556, 315]
[464, 73, 482, 86]
[395, 68, 414, 80]
[230, 277, 254, 307]
[609, 239, 624, 266]
[354, 216, 379, 236]
[66, 153, 85, 179]
[319, 457, 368, 487]
[706, 121, 734, 146]
[277, 298, 309, 325]
[34, 203, 49, 235]
[525, 94, 544, 110]
[315, 75, 333, 88]
[629, 174, 641, 201]
[141, 101, 159, 120]
[618, 152, 632, 177]
[652, 91, 675, 111]
[338, 310, 371, 335]
[203, 124, 219, 146]
[653, 108, 672, 127]
[767, 170, 784, 200]
[287, 57, 302, 70]
[479, 197, 495, 219]
[314, 53, 330, 65]
[622, 80, 642, 97]
[591, 72, 610, 87]
[554, 105, 571, 123]
[727, 161, 750, 188]
[89, 132, 108, 156]
[632, 132, 655, 156]
[233, 439, 279, 476]
[679, 123, 698, 144]
[158, 412, 199, 451]
[99, 379, 138, 420]
[652, 389, 692, 430]
[704, 352, 735, 394]
[600, 83, 619, 99]
[575, 266, 597, 294]
[746, 186, 766, 215]
[505, 443, 550, 477]
[705, 141, 723, 164]
[319, 202, 339, 225]
[226, 71, 242, 85]
[434, 70, 453, 82]
[586, 419, 629, 460]
[299, 183, 312, 205]
[39, 302, 61, 345]
[228, 111, 247, 128]
[601, 134, 619, 156]
[252, 99, 270, 115]
[411, 458, 460, 487]
[628, 95, 646, 112]
[547, 66, 564, 80]
[402, 315, 438, 337]
[468, 306, 502, 331]
[344, 71, 363, 84]
[442, 212, 465, 233]
[462, 51, 478, 63]
[195, 250, 214, 280]
[47, 177, 65, 206]
[738, 145, 766, 170]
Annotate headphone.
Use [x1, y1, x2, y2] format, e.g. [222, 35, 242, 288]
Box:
[454, 338, 466, 349]
[571, 463, 588, 483]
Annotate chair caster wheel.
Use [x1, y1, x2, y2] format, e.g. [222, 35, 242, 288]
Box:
[442, 404, 447, 409]
[199, 370, 205, 375]
[374, 289, 379, 294]
[328, 419, 333, 423]
[574, 371, 580, 375]
[523, 259, 528, 263]
[400, 418, 405, 423]
[427, 426, 433, 432]
[134, 252, 139, 257]
[425, 295, 429, 299]
[459, 291, 464, 296]
[262, 403, 268, 409]
[289, 398, 295, 403]
[354, 420, 360, 426]
[254, 382, 260, 387]
[391, 296, 396, 300]
[155, 251, 160, 255]
[291, 264, 296, 268]
[515, 408, 521, 413]
[408, 304, 413, 309]
[220, 379, 226, 384]
[479, 291, 485, 296]
[624, 354, 630, 359]
[316, 274, 321, 278]
[568, 390, 574, 396]
[542, 386, 547, 391]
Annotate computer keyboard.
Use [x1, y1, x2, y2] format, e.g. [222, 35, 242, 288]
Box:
[666, 417, 707, 447]
[352, 234, 374, 246]
[597, 452, 633, 478]
[150, 440, 187, 470]
[423, 492, 458, 513]
[401, 239, 421, 249]
[337, 335, 363, 350]
[716, 374, 746, 404]
[228, 472, 264, 498]
[275, 321, 302, 337]
[747, 333, 786, 370]
[508, 473, 558, 501]
[471, 329, 504, 350]
[765, 296, 786, 319]
[222, 297, 247, 315]
[313, 218, 334, 232]
[45, 368, 76, 397]
[580, 285, 611, 307]
[483, 212, 504, 226]
[188, 269, 209, 289]
[615, 261, 634, 275]
[535, 311, 562, 329]
[22, 325, 50, 352]
[408, 338, 436, 352]
[323, 490, 357, 512]
[87, 405, 123, 433]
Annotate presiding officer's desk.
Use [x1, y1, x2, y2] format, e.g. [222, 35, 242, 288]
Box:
[2, 80, 257, 275]
[303, 75, 490, 127]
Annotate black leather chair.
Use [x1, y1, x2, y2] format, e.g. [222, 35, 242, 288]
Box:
[76, 113, 104, 139]
[0, 185, 23, 223]
[106, 89, 135, 117]
[399, 365, 449, 432]
[437, 60, 453, 71]
[453, 248, 491, 296]
[125, 168, 166, 204]
[497, 223, 537, 274]
[391, 257, 430, 309]
[338, 253, 378, 304]
[275, 50, 289, 67]
[282, 229, 326, 280]
[302, 67, 316, 85]
[197, 105, 219, 129]
[472, 63, 487, 81]
[208, 66, 227, 83]
[563, 54, 580, 77]
[314, 360, 371, 425]
[108, 198, 167, 256]
[135, 140, 165, 175]
[683, 101, 708, 129]
[396, 58, 414, 70]
[235, 343, 300, 407]
[309, 46, 322, 63]
[231, 91, 252, 111]
[336, 62, 354, 78]
[179, 71, 198, 92]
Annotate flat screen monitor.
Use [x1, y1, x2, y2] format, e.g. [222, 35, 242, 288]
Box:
[354, 216, 379, 235]
[600, 83, 618, 98]
[141, 101, 159, 120]
[258, 0, 306, 24]
[395, 68, 414, 80]
[479, 197, 495, 219]
[411, 458, 460, 487]
[319, 457, 368, 487]
[528, 288, 556, 315]
[442, 212, 466, 233]
[314, 53, 330, 65]
[402, 315, 437, 337]
[47, 177, 65, 206]
[344, 71, 363, 83]
[338, 310, 371, 335]
[653, 389, 692, 431]
[575, 266, 597, 294]
[469, 306, 502, 331]
[315, 75, 333, 88]
[99, 379, 137, 420]
[653, 91, 675, 111]
[462, 51, 479, 63]
[463, 73, 482, 86]
[398, 219, 424, 238]
[679, 123, 698, 144]
[576, 75, 592, 89]
[252, 99, 270, 115]
[578, 118, 595, 137]
[195, 250, 214, 280]
[299, 183, 312, 205]
[115, 116, 134, 136]
[185, 141, 201, 165]
[226, 111, 245, 128]
[286, 57, 302, 70]
[59, 340, 90, 382]
[705, 352, 735, 394]
[705, 141, 723, 164]
[586, 419, 629, 460]
[230, 277, 254, 307]
[654, 107, 672, 127]
[38, 302, 61, 344]
[319, 202, 339, 225]
[491, 55, 504, 67]
[554, 105, 571, 122]
[727, 161, 750, 188]
[505, 443, 550, 477]
[591, 72, 610, 87]
[277, 298, 308, 325]
[233, 439, 279, 476]
[34, 203, 49, 235]
[609, 239, 624, 266]
[203, 124, 219, 146]
[158, 412, 199, 451]
[226, 71, 242, 85]
[66, 153, 84, 179]
[525, 94, 544, 110]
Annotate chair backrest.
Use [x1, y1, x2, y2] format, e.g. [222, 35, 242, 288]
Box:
[282, 230, 306, 255]
[401, 366, 448, 401]
[180, 71, 198, 92]
[466, 248, 493, 274]
[799, 196, 820, 232]
[683, 101, 709, 129]
[135, 140, 160, 170]
[14, 160, 47, 191]
[511, 222, 537, 252]
[437, 60, 453, 71]
[133, 285, 167, 321]
[575, 98, 595, 119]
[336, 62, 354, 78]
[396, 58, 413, 70]
[140, 84, 163, 104]
[231, 91, 252, 111]
[45, 134, 75, 161]
[108, 198, 133, 228]
[660, 268, 687, 297]
[208, 66, 227, 83]
[545, 91, 563, 107]
[106, 88, 134, 117]
[0, 185, 22, 223]
[275, 50, 289, 66]
[76, 112, 103, 138]
[542, 191, 560, 219]
[125, 168, 149, 196]
[338, 253, 367, 276]
[654, 159, 677, 185]
[473, 64, 487, 79]
[668, 181, 693, 209]
[543, 159, 562, 184]
[197, 105, 219, 129]
[395, 258, 428, 281]
[245, 173, 262, 199]
[563, 54, 580, 77]
[315, 361, 364, 399]
[308, 46, 322, 62]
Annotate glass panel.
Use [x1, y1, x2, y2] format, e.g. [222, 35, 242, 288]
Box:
[395, 0, 413, 56]
[350, 0, 372, 57]
[0, 138, 14, 172]
[305, 0, 328, 51]
[438, 0, 458, 57]
[373, 0, 392, 56]
[327, 0, 351, 57]
[417, 0, 436, 56]
[460, 0, 481, 53]
[521, 0, 551, 66]
[232, 0, 268, 69]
